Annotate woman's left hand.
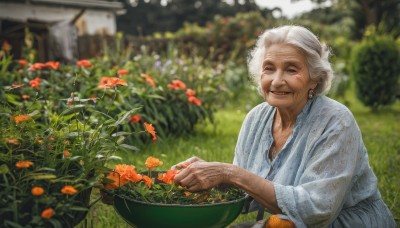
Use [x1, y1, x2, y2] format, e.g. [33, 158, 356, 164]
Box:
[173, 161, 231, 192]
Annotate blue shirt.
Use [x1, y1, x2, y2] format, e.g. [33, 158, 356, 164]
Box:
[233, 96, 396, 227]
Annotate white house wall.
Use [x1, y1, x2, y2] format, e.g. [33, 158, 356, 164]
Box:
[0, 3, 117, 35]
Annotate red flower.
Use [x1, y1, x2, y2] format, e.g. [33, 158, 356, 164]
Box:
[77, 59, 92, 68]
[144, 122, 157, 141]
[45, 61, 60, 70]
[32, 187, 45, 196]
[18, 59, 28, 67]
[185, 89, 196, 97]
[41, 208, 55, 219]
[117, 69, 129, 76]
[29, 77, 41, 89]
[188, 96, 202, 106]
[129, 114, 141, 123]
[167, 80, 187, 90]
[140, 73, 156, 87]
[98, 77, 127, 89]
[29, 63, 46, 71]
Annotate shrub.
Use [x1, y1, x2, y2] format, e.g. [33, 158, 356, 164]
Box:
[350, 34, 400, 110]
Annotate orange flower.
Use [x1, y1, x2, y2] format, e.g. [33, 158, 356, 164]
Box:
[157, 169, 178, 184]
[140, 73, 156, 87]
[185, 89, 196, 97]
[98, 77, 127, 89]
[18, 59, 28, 67]
[11, 83, 24, 89]
[115, 164, 142, 183]
[117, 69, 129, 76]
[41, 208, 55, 219]
[77, 59, 92, 67]
[129, 114, 141, 123]
[63, 150, 70, 157]
[61, 185, 78, 195]
[104, 171, 129, 189]
[188, 96, 202, 106]
[14, 114, 31, 124]
[15, 161, 33, 168]
[32, 187, 44, 196]
[45, 61, 60, 70]
[167, 79, 186, 90]
[29, 77, 41, 89]
[145, 156, 163, 169]
[29, 63, 46, 71]
[6, 138, 19, 145]
[142, 175, 153, 188]
[144, 122, 157, 141]
[22, 95, 30, 99]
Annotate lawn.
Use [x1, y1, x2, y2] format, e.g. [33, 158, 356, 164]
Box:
[79, 87, 400, 227]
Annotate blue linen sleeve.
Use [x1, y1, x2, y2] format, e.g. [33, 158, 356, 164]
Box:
[274, 112, 362, 227]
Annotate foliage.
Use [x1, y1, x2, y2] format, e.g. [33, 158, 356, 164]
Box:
[350, 32, 400, 110]
[102, 157, 245, 205]
[117, 0, 267, 36]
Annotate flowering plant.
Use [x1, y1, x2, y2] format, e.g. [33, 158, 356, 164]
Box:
[102, 156, 245, 205]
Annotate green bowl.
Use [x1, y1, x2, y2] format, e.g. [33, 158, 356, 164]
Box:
[113, 194, 247, 228]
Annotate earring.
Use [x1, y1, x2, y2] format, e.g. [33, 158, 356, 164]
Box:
[308, 89, 314, 99]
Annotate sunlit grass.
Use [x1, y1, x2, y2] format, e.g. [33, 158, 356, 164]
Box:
[79, 87, 399, 227]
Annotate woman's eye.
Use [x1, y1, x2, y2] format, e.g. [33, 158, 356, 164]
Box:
[287, 68, 297, 74]
[263, 67, 274, 72]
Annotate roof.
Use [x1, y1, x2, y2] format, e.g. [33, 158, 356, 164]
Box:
[0, 0, 124, 10]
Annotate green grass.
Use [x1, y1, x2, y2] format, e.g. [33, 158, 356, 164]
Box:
[78, 88, 399, 227]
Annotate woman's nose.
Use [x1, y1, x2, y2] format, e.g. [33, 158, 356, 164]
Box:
[270, 70, 285, 87]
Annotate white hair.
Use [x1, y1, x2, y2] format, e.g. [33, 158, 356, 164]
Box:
[247, 25, 334, 96]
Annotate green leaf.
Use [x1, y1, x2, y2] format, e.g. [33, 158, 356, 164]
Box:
[69, 206, 89, 212]
[60, 104, 86, 116]
[119, 144, 139, 151]
[32, 174, 57, 180]
[0, 164, 9, 174]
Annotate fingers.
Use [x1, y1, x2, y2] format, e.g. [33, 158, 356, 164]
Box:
[171, 156, 203, 170]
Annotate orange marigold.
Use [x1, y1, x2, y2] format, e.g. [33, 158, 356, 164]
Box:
[29, 77, 41, 89]
[145, 156, 163, 169]
[29, 63, 46, 71]
[144, 122, 157, 141]
[157, 169, 178, 184]
[14, 114, 31, 124]
[61, 185, 78, 195]
[140, 73, 156, 87]
[142, 175, 153, 188]
[63, 150, 70, 158]
[98, 77, 127, 89]
[32, 186, 44, 196]
[45, 61, 60, 70]
[129, 114, 141, 123]
[77, 59, 92, 68]
[188, 96, 202, 106]
[167, 79, 186, 90]
[104, 171, 128, 189]
[18, 59, 28, 67]
[117, 69, 129, 76]
[115, 164, 142, 183]
[185, 89, 196, 97]
[15, 161, 33, 168]
[41, 208, 55, 219]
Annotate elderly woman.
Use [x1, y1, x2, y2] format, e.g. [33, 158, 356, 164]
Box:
[173, 25, 396, 227]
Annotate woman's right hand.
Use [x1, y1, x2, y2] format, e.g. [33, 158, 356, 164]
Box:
[171, 156, 204, 170]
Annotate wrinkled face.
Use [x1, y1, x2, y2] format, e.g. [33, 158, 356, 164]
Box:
[261, 43, 317, 114]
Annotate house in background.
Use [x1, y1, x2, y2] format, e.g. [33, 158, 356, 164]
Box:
[0, 0, 125, 63]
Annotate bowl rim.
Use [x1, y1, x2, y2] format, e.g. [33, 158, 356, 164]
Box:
[114, 193, 248, 208]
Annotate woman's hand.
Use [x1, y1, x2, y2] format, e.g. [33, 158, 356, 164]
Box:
[171, 156, 204, 170]
[173, 161, 232, 192]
